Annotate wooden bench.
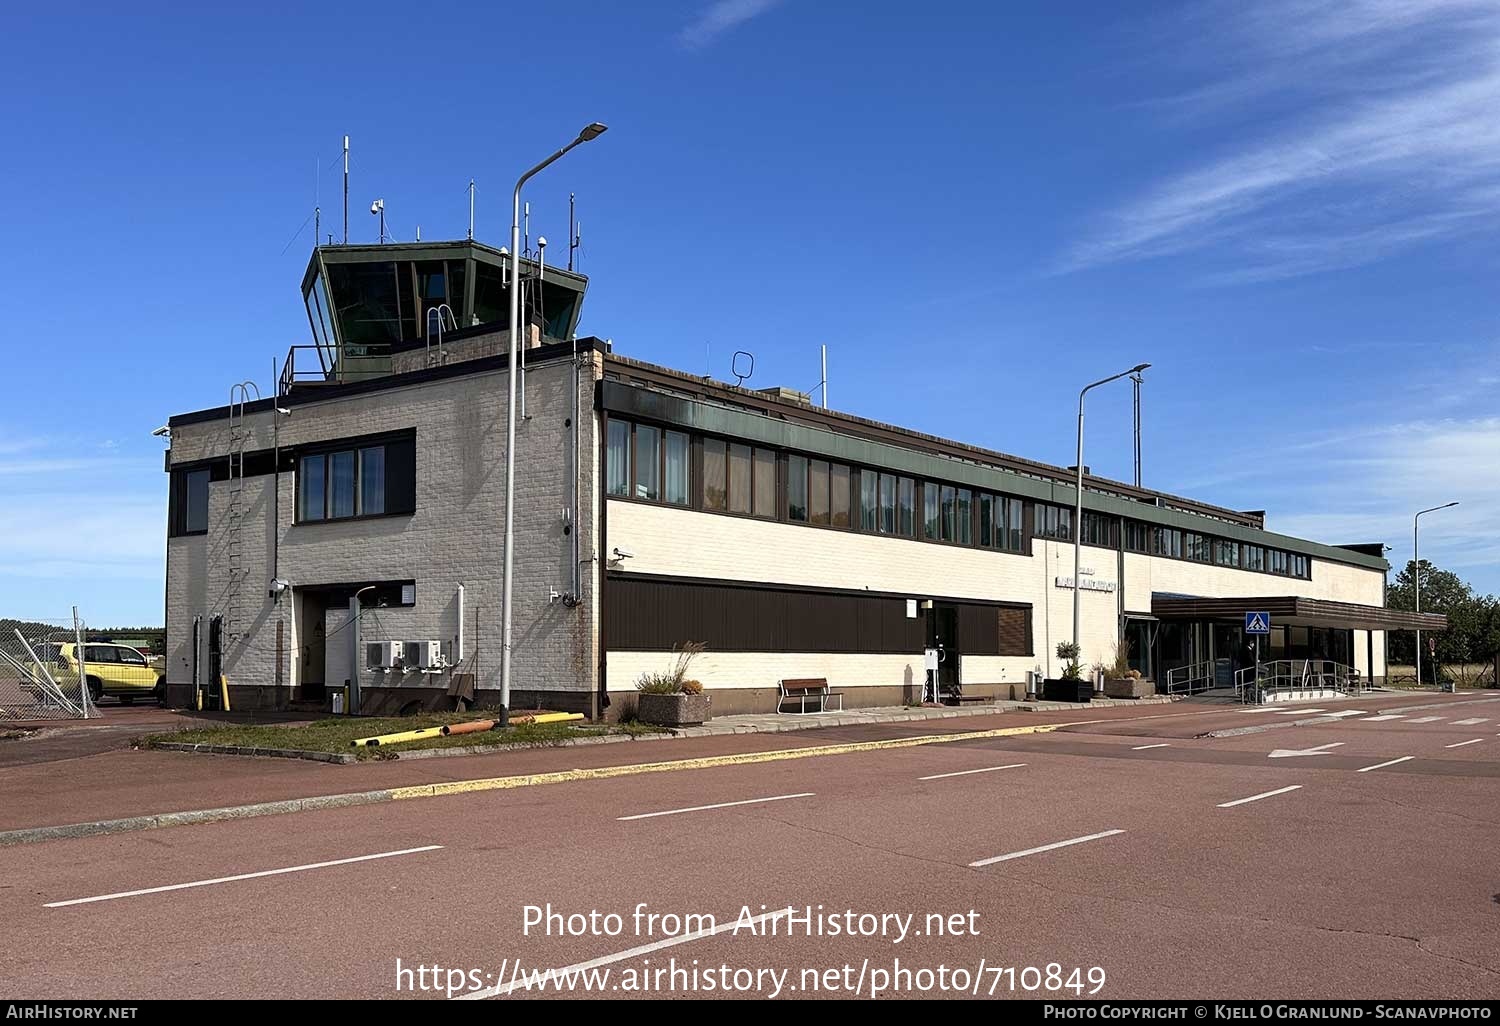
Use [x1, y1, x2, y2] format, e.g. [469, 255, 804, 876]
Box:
[777, 678, 844, 714]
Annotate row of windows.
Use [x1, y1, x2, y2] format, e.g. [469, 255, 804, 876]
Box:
[298, 446, 387, 522]
[603, 416, 1316, 580]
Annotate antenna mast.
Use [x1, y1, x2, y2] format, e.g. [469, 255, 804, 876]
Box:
[468, 179, 475, 240]
[342, 135, 350, 244]
[568, 193, 577, 271]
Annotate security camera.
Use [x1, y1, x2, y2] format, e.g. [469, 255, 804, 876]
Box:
[611, 547, 636, 560]
[269, 579, 291, 596]
[370, 199, 384, 214]
[275, 407, 292, 417]
[151, 425, 170, 437]
[537, 236, 548, 249]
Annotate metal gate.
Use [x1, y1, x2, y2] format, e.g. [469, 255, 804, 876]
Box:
[0, 610, 95, 721]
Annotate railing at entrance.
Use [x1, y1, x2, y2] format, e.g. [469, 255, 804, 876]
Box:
[1234, 659, 1364, 704]
[1165, 660, 1217, 696]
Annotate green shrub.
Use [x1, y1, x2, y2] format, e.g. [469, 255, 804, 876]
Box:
[634, 641, 706, 695]
[1056, 640, 1082, 681]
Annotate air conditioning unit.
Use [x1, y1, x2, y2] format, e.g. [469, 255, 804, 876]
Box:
[366, 641, 403, 669]
[404, 640, 445, 669]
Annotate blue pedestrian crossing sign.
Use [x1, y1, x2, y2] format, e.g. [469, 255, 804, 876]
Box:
[1244, 611, 1271, 635]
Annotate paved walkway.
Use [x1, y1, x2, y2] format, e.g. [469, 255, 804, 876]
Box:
[677, 695, 1175, 737]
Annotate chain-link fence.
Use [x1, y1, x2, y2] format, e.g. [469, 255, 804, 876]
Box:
[0, 611, 95, 721]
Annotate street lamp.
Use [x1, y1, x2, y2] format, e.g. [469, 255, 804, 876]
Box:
[499, 122, 608, 727]
[1073, 363, 1151, 677]
[1413, 501, 1458, 688]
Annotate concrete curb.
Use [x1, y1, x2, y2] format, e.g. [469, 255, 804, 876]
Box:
[0, 719, 1086, 848]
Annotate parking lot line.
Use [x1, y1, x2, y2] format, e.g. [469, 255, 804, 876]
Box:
[616, 792, 815, 821]
[1271, 708, 1325, 715]
[968, 829, 1125, 868]
[1362, 715, 1406, 722]
[1444, 739, 1484, 750]
[1357, 756, 1414, 773]
[1217, 785, 1303, 808]
[1131, 743, 1171, 750]
[1407, 716, 1444, 723]
[43, 845, 444, 908]
[1452, 718, 1489, 726]
[918, 763, 1026, 781]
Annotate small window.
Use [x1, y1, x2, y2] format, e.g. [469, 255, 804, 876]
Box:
[174, 468, 210, 535]
[703, 438, 728, 511]
[860, 470, 878, 531]
[808, 459, 830, 526]
[1082, 512, 1111, 548]
[1124, 521, 1148, 552]
[939, 485, 957, 541]
[299, 454, 326, 521]
[830, 464, 851, 528]
[115, 647, 147, 666]
[880, 473, 898, 534]
[753, 448, 777, 519]
[956, 488, 972, 545]
[1214, 539, 1239, 567]
[728, 443, 753, 515]
[634, 425, 661, 501]
[979, 493, 995, 547]
[664, 431, 690, 506]
[606, 420, 631, 497]
[85, 645, 118, 664]
[787, 455, 808, 522]
[359, 447, 385, 516]
[898, 477, 915, 537]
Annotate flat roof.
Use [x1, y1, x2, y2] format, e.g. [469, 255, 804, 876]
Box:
[1151, 595, 1444, 632]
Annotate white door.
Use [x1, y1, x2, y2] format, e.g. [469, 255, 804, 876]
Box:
[324, 607, 352, 689]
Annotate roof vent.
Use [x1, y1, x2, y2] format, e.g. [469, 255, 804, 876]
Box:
[754, 386, 812, 405]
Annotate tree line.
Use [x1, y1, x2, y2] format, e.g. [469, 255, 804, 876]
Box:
[1386, 560, 1500, 685]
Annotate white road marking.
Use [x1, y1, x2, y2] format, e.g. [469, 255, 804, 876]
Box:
[1312, 711, 1367, 719]
[1452, 718, 1489, 726]
[44, 845, 444, 908]
[918, 763, 1026, 781]
[458, 908, 793, 999]
[1271, 708, 1326, 715]
[1268, 742, 1343, 759]
[969, 829, 1125, 868]
[1131, 743, 1172, 750]
[1407, 716, 1444, 723]
[1445, 739, 1485, 750]
[1362, 715, 1406, 722]
[616, 792, 815, 821]
[1357, 756, 1414, 773]
[1217, 785, 1303, 808]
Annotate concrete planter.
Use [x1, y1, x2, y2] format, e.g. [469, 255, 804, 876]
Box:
[637, 692, 712, 727]
[1104, 677, 1156, 699]
[1042, 678, 1093, 703]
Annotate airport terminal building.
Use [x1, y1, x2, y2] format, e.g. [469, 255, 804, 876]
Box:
[162, 240, 1440, 716]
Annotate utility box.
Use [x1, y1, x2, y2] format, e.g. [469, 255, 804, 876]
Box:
[405, 640, 444, 669]
[366, 641, 403, 669]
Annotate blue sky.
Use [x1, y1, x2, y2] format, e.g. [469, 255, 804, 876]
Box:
[3, 0, 1498, 624]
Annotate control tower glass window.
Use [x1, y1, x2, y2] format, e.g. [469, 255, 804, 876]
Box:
[326, 261, 405, 344]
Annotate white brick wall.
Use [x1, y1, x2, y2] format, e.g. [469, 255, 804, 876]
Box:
[165, 352, 601, 704]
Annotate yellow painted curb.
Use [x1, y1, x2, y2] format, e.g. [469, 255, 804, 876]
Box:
[389, 720, 1093, 801]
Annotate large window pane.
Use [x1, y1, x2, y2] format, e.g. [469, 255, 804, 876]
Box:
[860, 470, 878, 531]
[923, 482, 939, 539]
[728, 443, 752, 514]
[360, 447, 385, 515]
[664, 431, 690, 506]
[830, 464, 851, 528]
[940, 485, 957, 541]
[899, 477, 915, 536]
[703, 438, 727, 510]
[979, 493, 994, 547]
[1005, 497, 1023, 550]
[879, 474, 896, 534]
[809, 459, 830, 526]
[753, 449, 776, 519]
[787, 455, 808, 521]
[606, 420, 630, 497]
[634, 425, 661, 501]
[330, 450, 356, 518]
[184, 469, 209, 533]
[956, 488, 972, 545]
[326, 261, 404, 344]
[300, 454, 325, 521]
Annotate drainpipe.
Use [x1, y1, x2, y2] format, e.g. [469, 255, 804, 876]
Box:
[570, 340, 583, 606]
[350, 585, 375, 715]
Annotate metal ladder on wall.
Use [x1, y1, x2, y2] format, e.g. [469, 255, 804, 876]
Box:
[225, 381, 260, 648]
[425, 304, 457, 368]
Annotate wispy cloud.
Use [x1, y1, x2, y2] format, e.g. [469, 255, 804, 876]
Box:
[1065, 0, 1500, 281]
[678, 0, 784, 50]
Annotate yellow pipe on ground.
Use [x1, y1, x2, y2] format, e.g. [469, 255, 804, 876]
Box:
[513, 712, 584, 725]
[351, 726, 446, 748]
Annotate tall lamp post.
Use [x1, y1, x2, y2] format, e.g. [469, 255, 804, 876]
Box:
[500, 122, 608, 727]
[1073, 363, 1151, 673]
[1413, 501, 1458, 688]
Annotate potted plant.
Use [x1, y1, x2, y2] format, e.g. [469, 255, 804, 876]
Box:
[1103, 638, 1155, 698]
[1043, 641, 1093, 702]
[634, 642, 712, 727]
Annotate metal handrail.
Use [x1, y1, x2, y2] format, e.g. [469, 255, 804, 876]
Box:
[1166, 659, 1216, 695]
[279, 343, 393, 394]
[1235, 659, 1363, 703]
[425, 304, 457, 367]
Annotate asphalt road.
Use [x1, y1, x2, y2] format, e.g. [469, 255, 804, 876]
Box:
[2, 693, 1497, 1001]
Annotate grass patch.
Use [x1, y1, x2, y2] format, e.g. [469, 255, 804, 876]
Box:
[140, 711, 668, 761]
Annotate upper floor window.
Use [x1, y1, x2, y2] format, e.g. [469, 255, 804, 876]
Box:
[169, 467, 210, 537]
[791, 456, 850, 528]
[297, 433, 415, 523]
[1034, 504, 1073, 541]
[1213, 539, 1240, 567]
[1124, 520, 1149, 553]
[607, 418, 689, 507]
[1244, 544, 1266, 572]
[860, 470, 915, 537]
[1081, 512, 1112, 548]
[978, 493, 1025, 552]
[1152, 526, 1182, 559]
[1269, 548, 1290, 575]
[703, 438, 774, 518]
[1184, 532, 1211, 562]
